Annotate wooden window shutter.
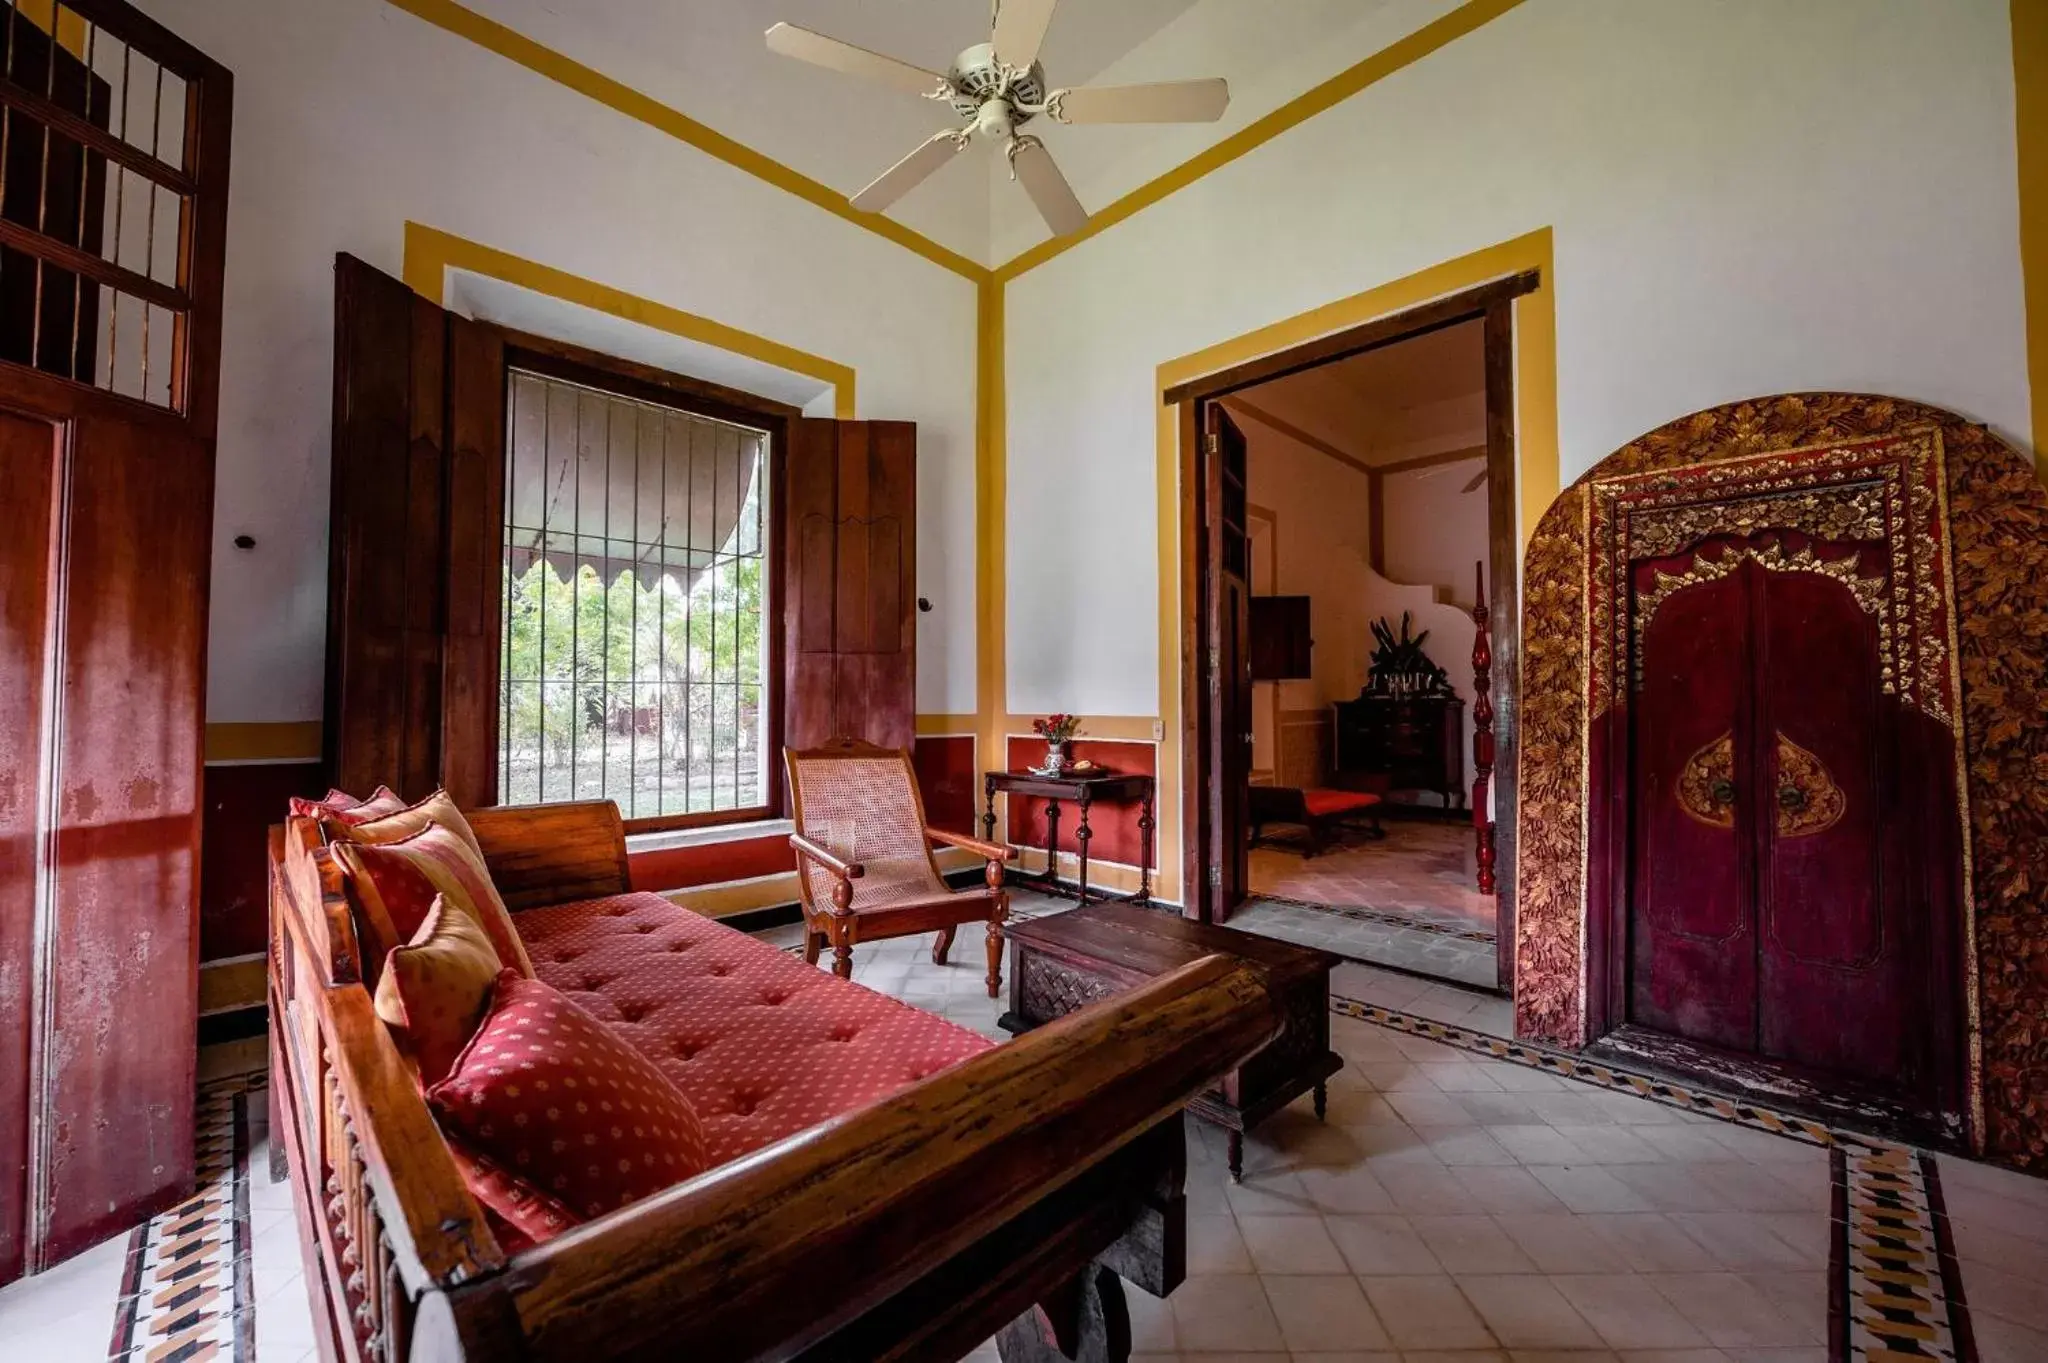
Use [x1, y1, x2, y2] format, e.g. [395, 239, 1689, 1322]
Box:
[784, 419, 916, 751]
[327, 254, 504, 805]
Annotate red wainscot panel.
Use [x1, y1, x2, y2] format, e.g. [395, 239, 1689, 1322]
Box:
[1002, 738, 1157, 867]
[913, 734, 977, 835]
[629, 835, 794, 893]
[200, 762, 330, 961]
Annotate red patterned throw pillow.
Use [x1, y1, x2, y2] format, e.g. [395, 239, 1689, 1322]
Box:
[333, 821, 534, 981]
[428, 972, 710, 1232]
[289, 786, 408, 824]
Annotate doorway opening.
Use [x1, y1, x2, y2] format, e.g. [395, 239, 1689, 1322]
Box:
[1170, 273, 1536, 993]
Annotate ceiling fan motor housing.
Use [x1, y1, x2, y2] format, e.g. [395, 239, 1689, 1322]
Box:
[948, 41, 1044, 127]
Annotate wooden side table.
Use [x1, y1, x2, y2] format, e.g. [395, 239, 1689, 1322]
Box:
[983, 769, 1154, 906]
[1000, 903, 1343, 1181]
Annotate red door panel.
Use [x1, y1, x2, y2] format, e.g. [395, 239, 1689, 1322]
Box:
[1628, 563, 1754, 1051]
[1756, 565, 1905, 1085]
[0, 410, 59, 1285]
[40, 416, 210, 1264]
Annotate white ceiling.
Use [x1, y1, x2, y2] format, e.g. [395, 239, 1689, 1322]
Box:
[464, 0, 1203, 264]
[1232, 318, 1487, 468]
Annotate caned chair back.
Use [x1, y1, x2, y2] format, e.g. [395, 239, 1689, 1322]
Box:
[784, 740, 947, 911]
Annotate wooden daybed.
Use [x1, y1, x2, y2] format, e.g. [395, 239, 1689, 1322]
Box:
[267, 799, 1281, 1363]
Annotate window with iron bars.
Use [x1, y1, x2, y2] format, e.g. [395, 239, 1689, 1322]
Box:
[499, 368, 772, 824]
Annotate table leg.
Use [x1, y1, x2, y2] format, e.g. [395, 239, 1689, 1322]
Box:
[1044, 798, 1061, 892]
[983, 774, 999, 846]
[1226, 1131, 1243, 1183]
[1133, 788, 1155, 905]
[1314, 1082, 1328, 1122]
[1075, 791, 1093, 906]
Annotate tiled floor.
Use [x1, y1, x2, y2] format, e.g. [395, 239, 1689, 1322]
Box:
[6, 890, 2048, 1362]
[1241, 821, 1501, 989]
[1250, 820, 1495, 935]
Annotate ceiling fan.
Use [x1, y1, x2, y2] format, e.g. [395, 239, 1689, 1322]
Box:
[766, 0, 1230, 237]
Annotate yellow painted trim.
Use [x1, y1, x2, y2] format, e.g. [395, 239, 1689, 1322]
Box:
[975, 277, 1007, 836]
[663, 873, 801, 919]
[1152, 228, 1558, 912]
[198, 957, 268, 1015]
[915, 715, 979, 736]
[991, 0, 1524, 283]
[205, 721, 323, 764]
[2014, 0, 2048, 481]
[13, 0, 88, 56]
[403, 222, 857, 420]
[382, 0, 986, 283]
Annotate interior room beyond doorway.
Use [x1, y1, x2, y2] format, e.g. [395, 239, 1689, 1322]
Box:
[1217, 315, 1508, 991]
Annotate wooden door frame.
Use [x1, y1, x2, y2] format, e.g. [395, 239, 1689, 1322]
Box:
[1170, 273, 1536, 989]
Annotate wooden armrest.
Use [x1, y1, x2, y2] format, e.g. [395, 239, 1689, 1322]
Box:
[422, 954, 1280, 1362]
[928, 827, 1017, 861]
[323, 984, 503, 1290]
[789, 833, 863, 881]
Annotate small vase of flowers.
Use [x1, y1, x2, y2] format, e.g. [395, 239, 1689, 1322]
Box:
[1032, 713, 1082, 774]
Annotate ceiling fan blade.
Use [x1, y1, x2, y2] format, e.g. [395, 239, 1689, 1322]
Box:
[992, 0, 1058, 71]
[1049, 78, 1230, 124]
[1462, 468, 1489, 494]
[765, 22, 945, 99]
[1008, 137, 1089, 237]
[852, 130, 969, 213]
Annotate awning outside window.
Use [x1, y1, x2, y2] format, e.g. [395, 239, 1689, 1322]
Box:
[506, 370, 763, 586]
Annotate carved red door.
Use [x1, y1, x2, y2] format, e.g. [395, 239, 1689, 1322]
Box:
[1628, 531, 1941, 1102]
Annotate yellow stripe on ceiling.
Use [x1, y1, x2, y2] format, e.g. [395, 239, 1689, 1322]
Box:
[404, 222, 858, 419]
[991, 0, 1526, 282]
[382, 0, 988, 283]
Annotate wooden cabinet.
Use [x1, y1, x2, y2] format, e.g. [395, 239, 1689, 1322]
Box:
[1249, 595, 1311, 680]
[1333, 694, 1464, 807]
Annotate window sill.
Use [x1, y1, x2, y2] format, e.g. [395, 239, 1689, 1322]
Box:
[626, 818, 793, 854]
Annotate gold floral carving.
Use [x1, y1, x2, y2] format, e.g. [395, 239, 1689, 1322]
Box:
[1516, 393, 2048, 1169]
[1676, 734, 1736, 829]
[1772, 733, 1845, 839]
[1628, 479, 1888, 561]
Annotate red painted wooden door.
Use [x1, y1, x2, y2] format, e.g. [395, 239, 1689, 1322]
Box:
[0, 2, 232, 1284]
[1629, 541, 1927, 1095]
[784, 418, 916, 751]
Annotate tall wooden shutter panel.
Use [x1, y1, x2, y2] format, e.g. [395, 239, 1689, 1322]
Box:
[0, 0, 233, 1283]
[327, 255, 504, 805]
[784, 419, 916, 751]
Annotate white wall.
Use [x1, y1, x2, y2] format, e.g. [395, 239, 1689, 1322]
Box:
[1382, 456, 1489, 614]
[1005, 0, 2027, 719]
[1242, 423, 1374, 710]
[140, 0, 982, 725]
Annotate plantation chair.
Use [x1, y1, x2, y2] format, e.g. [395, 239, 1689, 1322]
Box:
[785, 738, 1017, 995]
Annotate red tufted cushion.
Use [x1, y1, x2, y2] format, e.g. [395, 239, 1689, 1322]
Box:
[1301, 788, 1383, 818]
[518, 892, 994, 1167]
[429, 971, 709, 1230]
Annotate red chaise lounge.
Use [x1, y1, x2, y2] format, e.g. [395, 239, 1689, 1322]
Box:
[267, 796, 1280, 1363]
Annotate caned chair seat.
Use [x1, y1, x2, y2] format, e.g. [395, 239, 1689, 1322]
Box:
[785, 739, 1016, 995]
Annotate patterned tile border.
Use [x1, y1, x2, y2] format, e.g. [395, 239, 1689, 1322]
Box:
[1331, 994, 1978, 1361]
[1248, 892, 1498, 944]
[107, 1072, 260, 1363]
[1834, 1146, 1978, 1362]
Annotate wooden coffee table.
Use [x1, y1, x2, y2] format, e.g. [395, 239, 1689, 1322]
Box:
[999, 903, 1343, 1180]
